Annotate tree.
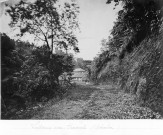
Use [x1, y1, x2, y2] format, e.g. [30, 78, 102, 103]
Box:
[106, 0, 163, 57]
[1, 33, 23, 80]
[1, 33, 36, 117]
[7, 0, 79, 54]
[100, 39, 108, 52]
[75, 58, 84, 68]
[1, 33, 75, 118]
[6, 0, 80, 94]
[32, 46, 74, 85]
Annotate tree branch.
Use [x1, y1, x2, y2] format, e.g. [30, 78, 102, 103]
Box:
[33, 18, 51, 50]
[34, 33, 46, 42]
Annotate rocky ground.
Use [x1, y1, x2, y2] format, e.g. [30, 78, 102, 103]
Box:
[31, 84, 162, 119]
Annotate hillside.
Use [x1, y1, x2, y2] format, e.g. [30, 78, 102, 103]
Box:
[119, 27, 163, 114]
[1, 0, 163, 120]
[92, 25, 163, 116]
[89, 0, 163, 116]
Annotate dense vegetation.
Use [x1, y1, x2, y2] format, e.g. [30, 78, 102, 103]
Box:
[1, 0, 79, 119]
[1, 0, 163, 119]
[1, 33, 76, 118]
[90, 0, 163, 115]
[73, 58, 92, 78]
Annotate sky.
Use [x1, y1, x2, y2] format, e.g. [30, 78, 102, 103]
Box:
[76, 0, 121, 60]
[0, 0, 122, 60]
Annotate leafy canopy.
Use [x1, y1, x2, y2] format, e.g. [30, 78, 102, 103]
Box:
[7, 0, 80, 53]
[107, 0, 163, 55]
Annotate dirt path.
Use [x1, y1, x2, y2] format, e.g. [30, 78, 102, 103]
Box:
[32, 84, 162, 119]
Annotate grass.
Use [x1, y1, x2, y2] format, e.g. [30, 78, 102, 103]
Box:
[4, 83, 162, 119]
[66, 84, 100, 101]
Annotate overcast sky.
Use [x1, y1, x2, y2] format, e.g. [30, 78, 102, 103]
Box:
[0, 0, 122, 60]
[76, 0, 121, 60]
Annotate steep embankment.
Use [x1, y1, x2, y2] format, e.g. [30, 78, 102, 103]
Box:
[119, 28, 163, 115]
[95, 26, 163, 116]
[90, 0, 163, 116]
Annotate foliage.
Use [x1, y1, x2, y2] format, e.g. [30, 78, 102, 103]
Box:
[91, 0, 163, 84]
[106, 0, 163, 57]
[4, 0, 79, 108]
[32, 45, 74, 84]
[73, 58, 92, 80]
[90, 42, 116, 83]
[90, 0, 163, 115]
[1, 33, 22, 79]
[6, 0, 80, 53]
[1, 33, 23, 98]
[1, 33, 75, 119]
[1, 33, 34, 117]
[74, 58, 84, 68]
[2, 0, 80, 119]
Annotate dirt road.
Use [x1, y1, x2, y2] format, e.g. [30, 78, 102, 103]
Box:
[32, 84, 162, 119]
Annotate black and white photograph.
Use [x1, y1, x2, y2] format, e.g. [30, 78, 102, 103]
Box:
[0, 0, 163, 133]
